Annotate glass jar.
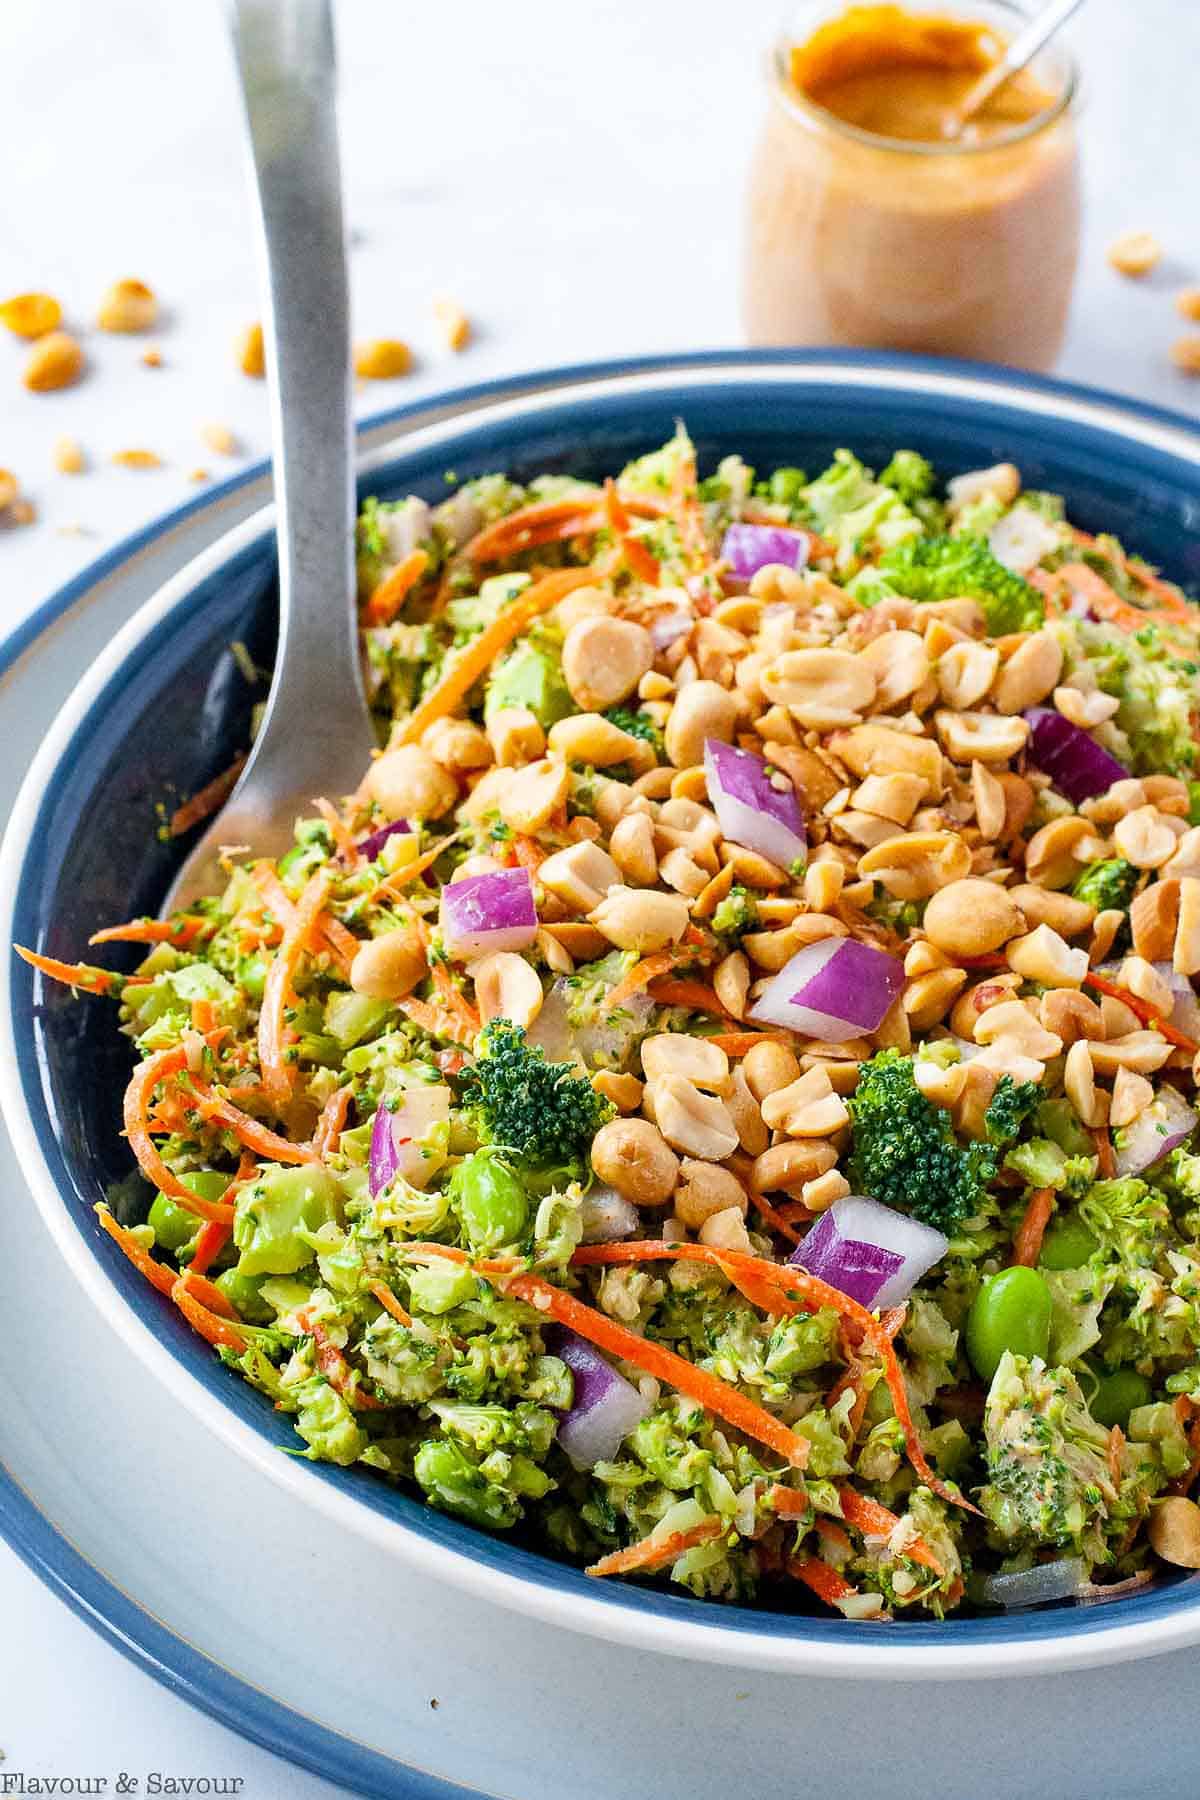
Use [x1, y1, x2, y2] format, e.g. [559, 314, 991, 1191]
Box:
[742, 1, 1081, 371]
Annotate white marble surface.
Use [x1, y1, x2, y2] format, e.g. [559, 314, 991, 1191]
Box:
[1, 0, 1197, 1793]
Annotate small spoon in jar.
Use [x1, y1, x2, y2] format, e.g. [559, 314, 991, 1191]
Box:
[943, 0, 1085, 139]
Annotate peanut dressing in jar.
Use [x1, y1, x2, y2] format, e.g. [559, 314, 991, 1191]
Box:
[743, 4, 1081, 370]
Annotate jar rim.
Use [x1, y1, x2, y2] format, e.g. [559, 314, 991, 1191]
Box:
[769, 1, 1078, 157]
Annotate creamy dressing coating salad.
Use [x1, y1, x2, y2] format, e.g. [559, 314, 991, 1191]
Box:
[27, 431, 1200, 1616]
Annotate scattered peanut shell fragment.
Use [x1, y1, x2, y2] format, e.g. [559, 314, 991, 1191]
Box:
[236, 322, 265, 377]
[354, 338, 412, 380]
[1176, 290, 1200, 322]
[434, 298, 471, 350]
[1107, 231, 1161, 277]
[0, 470, 18, 511]
[0, 292, 62, 338]
[22, 331, 84, 392]
[1171, 336, 1200, 377]
[200, 422, 239, 457]
[53, 436, 85, 474]
[97, 277, 158, 333]
[141, 346, 164, 368]
[111, 448, 163, 469]
[8, 498, 36, 526]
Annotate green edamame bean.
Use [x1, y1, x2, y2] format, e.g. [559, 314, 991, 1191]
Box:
[966, 1266, 1053, 1383]
[214, 1266, 274, 1324]
[148, 1192, 202, 1253]
[450, 1151, 528, 1253]
[768, 467, 806, 506]
[1038, 1218, 1099, 1271]
[1089, 1367, 1153, 1431]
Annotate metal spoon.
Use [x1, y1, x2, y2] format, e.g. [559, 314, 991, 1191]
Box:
[164, 0, 376, 910]
[944, 0, 1085, 138]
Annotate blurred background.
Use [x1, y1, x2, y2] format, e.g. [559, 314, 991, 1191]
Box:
[1, 0, 1196, 612]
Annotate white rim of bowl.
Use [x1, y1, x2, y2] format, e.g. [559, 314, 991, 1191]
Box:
[3, 358, 1200, 1680]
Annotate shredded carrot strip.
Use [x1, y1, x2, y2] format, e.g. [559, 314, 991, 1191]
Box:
[1090, 1125, 1116, 1180]
[315, 797, 361, 865]
[187, 1082, 319, 1164]
[171, 1278, 247, 1352]
[1169, 1418, 1200, 1497]
[1053, 560, 1182, 633]
[747, 1191, 803, 1247]
[167, 755, 247, 838]
[89, 917, 210, 948]
[399, 568, 599, 744]
[313, 1085, 354, 1158]
[607, 952, 678, 1009]
[707, 1031, 796, 1056]
[398, 995, 479, 1049]
[585, 1516, 725, 1578]
[175, 1266, 240, 1320]
[258, 867, 332, 1109]
[430, 960, 481, 1034]
[511, 834, 548, 873]
[770, 1484, 809, 1518]
[397, 1243, 811, 1469]
[363, 548, 430, 627]
[251, 865, 352, 978]
[189, 1218, 231, 1278]
[16, 947, 123, 995]
[190, 999, 217, 1034]
[836, 1487, 943, 1575]
[1082, 969, 1199, 1053]
[463, 494, 604, 564]
[123, 1042, 238, 1219]
[367, 844, 444, 897]
[816, 1519, 854, 1558]
[647, 978, 736, 1020]
[308, 1320, 387, 1410]
[1012, 1186, 1055, 1267]
[369, 1280, 413, 1328]
[95, 1204, 176, 1297]
[787, 1554, 861, 1609]
[604, 479, 660, 586]
[570, 1242, 974, 1512]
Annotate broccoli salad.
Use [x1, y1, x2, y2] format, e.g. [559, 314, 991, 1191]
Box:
[26, 431, 1200, 1619]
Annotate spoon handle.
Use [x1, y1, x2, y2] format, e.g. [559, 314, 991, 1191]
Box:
[227, 0, 368, 747]
[954, 0, 1085, 129]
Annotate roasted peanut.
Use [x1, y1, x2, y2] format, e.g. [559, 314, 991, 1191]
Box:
[562, 615, 654, 711]
[923, 878, 1025, 957]
[590, 1118, 679, 1205]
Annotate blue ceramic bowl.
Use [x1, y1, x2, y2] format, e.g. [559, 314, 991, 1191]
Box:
[6, 353, 1200, 1678]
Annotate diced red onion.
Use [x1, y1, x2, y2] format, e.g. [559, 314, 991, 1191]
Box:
[1114, 1083, 1198, 1177]
[749, 938, 904, 1040]
[545, 1326, 650, 1470]
[579, 1185, 640, 1244]
[1024, 708, 1128, 804]
[988, 509, 1063, 575]
[358, 818, 412, 860]
[979, 1559, 1085, 1610]
[720, 523, 812, 581]
[1155, 963, 1200, 1044]
[649, 607, 694, 650]
[790, 1194, 947, 1310]
[703, 739, 806, 871]
[439, 867, 537, 961]
[369, 1086, 451, 1195]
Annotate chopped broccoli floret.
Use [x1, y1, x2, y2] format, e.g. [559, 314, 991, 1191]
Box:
[710, 885, 760, 939]
[799, 450, 924, 568]
[1071, 858, 1139, 914]
[984, 1076, 1042, 1147]
[979, 1352, 1117, 1550]
[459, 1021, 614, 1175]
[846, 1049, 1006, 1233]
[602, 707, 665, 757]
[853, 533, 1045, 635]
[879, 449, 935, 505]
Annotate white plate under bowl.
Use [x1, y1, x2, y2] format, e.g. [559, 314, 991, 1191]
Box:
[4, 360, 1200, 1786]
